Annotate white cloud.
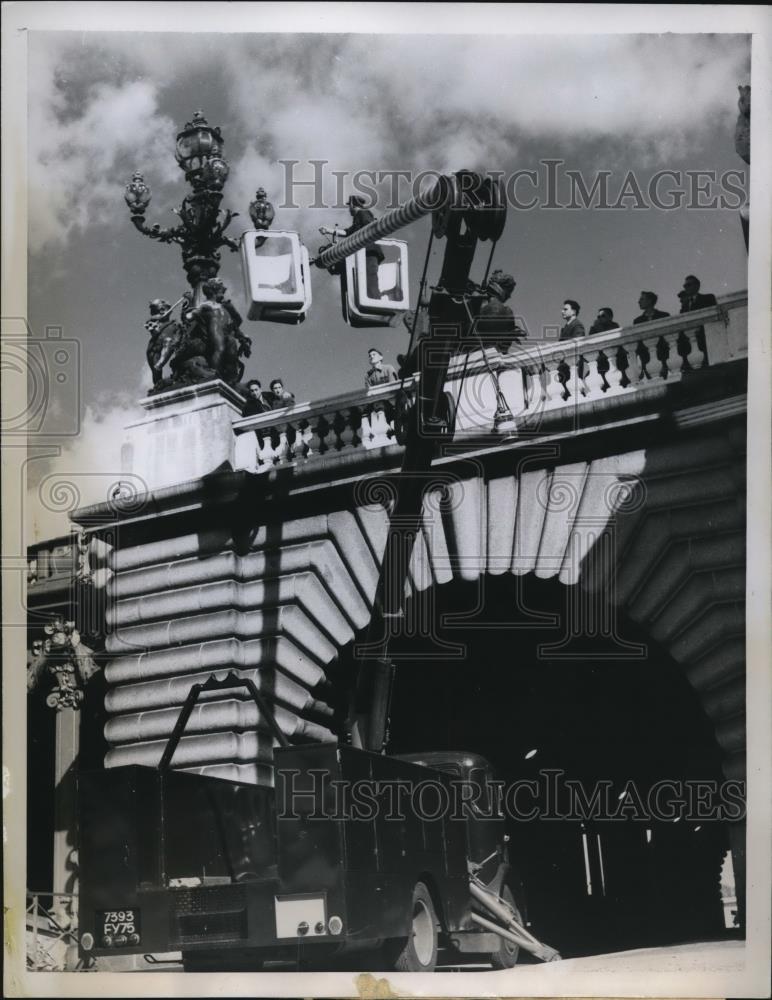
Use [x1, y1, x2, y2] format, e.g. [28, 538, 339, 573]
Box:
[28, 30, 750, 253]
[28, 36, 178, 251]
[25, 375, 145, 545]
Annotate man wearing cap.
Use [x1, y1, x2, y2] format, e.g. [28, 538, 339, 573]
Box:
[321, 195, 385, 298]
[477, 270, 525, 353]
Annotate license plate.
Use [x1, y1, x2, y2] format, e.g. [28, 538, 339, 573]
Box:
[96, 908, 141, 946]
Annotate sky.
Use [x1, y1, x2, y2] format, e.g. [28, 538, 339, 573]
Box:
[23, 26, 751, 540]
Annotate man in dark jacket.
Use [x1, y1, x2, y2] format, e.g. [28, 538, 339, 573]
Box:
[559, 300, 585, 341]
[269, 378, 295, 409]
[477, 270, 525, 352]
[321, 195, 384, 299]
[677, 276, 716, 372]
[243, 379, 269, 416]
[588, 307, 620, 334]
[633, 291, 670, 325]
[678, 275, 717, 313]
[365, 348, 398, 388]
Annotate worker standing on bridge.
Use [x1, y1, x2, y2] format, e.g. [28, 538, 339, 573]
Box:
[365, 348, 398, 388]
[320, 195, 385, 299]
[559, 300, 586, 341]
[477, 270, 524, 353]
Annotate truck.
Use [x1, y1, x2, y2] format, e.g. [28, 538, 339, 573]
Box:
[78, 673, 559, 971]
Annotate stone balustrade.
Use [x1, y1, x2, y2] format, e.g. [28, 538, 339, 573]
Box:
[230, 290, 746, 472]
[233, 379, 412, 472]
[498, 289, 747, 429]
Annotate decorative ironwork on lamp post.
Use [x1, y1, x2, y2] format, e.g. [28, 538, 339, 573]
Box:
[125, 110, 275, 394]
[124, 110, 240, 296]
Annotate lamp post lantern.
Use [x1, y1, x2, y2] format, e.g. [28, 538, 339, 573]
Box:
[124, 110, 240, 297]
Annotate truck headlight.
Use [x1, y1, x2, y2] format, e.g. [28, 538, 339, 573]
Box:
[328, 915, 343, 936]
[80, 933, 94, 952]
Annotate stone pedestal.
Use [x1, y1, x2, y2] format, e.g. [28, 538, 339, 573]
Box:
[122, 381, 245, 491]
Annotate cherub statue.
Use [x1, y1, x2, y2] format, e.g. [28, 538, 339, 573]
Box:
[145, 298, 183, 389]
[182, 278, 252, 386]
[248, 187, 275, 231]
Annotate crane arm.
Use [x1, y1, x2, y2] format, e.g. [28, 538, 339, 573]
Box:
[321, 173, 507, 751]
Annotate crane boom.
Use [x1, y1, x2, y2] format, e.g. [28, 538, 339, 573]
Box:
[313, 177, 448, 269]
[336, 172, 507, 751]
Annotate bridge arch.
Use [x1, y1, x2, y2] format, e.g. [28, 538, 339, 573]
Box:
[359, 571, 734, 957]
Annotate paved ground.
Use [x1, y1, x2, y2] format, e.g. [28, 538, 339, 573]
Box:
[94, 938, 747, 976]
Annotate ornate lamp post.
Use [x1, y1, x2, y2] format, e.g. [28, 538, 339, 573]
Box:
[125, 111, 276, 394]
[124, 110, 240, 296]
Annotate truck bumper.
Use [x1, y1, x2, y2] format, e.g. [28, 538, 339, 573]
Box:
[79, 882, 351, 961]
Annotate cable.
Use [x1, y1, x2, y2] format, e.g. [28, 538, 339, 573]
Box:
[404, 228, 435, 368]
[481, 239, 498, 287]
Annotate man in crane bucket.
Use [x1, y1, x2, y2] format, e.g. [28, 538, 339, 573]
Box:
[320, 195, 385, 298]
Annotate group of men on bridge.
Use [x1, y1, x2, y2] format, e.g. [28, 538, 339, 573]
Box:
[559, 275, 717, 341]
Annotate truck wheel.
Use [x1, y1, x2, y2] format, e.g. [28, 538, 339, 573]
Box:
[489, 886, 521, 969]
[391, 881, 438, 972]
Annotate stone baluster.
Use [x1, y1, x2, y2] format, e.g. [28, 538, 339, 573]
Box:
[554, 356, 572, 403]
[675, 329, 692, 373]
[655, 335, 672, 379]
[567, 353, 586, 406]
[664, 327, 690, 378]
[598, 346, 626, 395]
[611, 345, 632, 391]
[367, 405, 394, 448]
[308, 413, 331, 456]
[525, 362, 546, 410]
[677, 324, 707, 372]
[284, 421, 303, 463]
[580, 350, 606, 400]
[632, 339, 651, 384]
[274, 423, 293, 465]
[350, 407, 364, 451]
[544, 356, 568, 409]
[332, 408, 361, 453]
[294, 419, 313, 460]
[636, 336, 665, 382]
[596, 349, 613, 393]
[256, 429, 276, 469]
[360, 410, 374, 448]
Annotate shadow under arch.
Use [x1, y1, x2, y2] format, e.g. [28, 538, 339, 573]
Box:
[339, 571, 737, 959]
